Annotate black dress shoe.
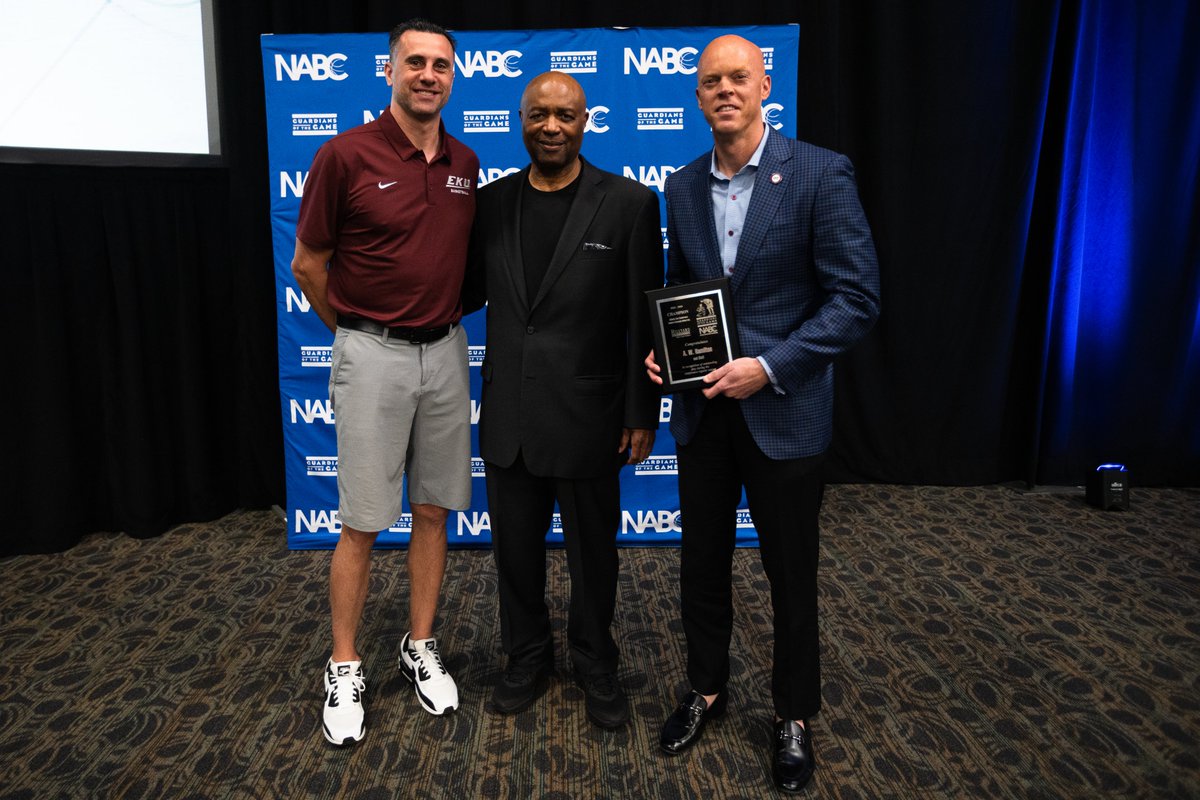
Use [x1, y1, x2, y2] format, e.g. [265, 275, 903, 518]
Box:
[576, 672, 629, 729]
[773, 719, 815, 793]
[490, 660, 550, 714]
[659, 689, 727, 755]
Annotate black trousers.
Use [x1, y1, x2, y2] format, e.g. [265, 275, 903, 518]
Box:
[485, 451, 623, 676]
[676, 397, 826, 720]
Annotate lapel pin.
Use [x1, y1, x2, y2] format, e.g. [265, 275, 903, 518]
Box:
[770, 172, 783, 184]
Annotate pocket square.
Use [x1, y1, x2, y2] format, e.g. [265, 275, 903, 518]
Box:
[582, 241, 613, 251]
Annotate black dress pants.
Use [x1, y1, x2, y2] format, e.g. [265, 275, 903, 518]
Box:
[485, 451, 623, 676]
[676, 396, 825, 720]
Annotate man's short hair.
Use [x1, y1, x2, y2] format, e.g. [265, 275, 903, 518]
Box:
[389, 19, 456, 60]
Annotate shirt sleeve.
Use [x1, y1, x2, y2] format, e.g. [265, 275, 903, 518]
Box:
[756, 355, 785, 394]
[295, 142, 346, 251]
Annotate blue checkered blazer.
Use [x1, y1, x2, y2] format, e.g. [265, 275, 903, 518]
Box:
[665, 127, 881, 459]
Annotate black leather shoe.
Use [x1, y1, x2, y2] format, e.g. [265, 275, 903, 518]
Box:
[658, 689, 727, 755]
[773, 719, 815, 793]
[490, 660, 550, 714]
[576, 672, 629, 729]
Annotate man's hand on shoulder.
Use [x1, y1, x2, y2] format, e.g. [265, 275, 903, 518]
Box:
[701, 358, 769, 400]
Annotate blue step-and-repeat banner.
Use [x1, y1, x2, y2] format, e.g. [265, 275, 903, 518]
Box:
[261, 25, 799, 549]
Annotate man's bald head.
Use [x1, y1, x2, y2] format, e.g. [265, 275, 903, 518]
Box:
[695, 35, 771, 145]
[520, 71, 588, 115]
[519, 71, 590, 186]
[697, 35, 767, 80]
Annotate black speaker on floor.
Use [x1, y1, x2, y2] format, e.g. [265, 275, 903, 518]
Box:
[1086, 464, 1130, 510]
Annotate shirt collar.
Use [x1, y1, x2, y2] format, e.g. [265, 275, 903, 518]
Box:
[379, 106, 451, 164]
[709, 123, 770, 180]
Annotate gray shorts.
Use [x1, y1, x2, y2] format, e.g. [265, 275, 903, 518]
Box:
[329, 323, 471, 532]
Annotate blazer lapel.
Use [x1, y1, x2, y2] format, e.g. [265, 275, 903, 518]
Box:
[500, 167, 531, 312]
[529, 160, 605, 311]
[690, 163, 725, 282]
[729, 128, 792, 293]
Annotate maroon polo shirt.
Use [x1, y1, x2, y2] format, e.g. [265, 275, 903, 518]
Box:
[296, 107, 479, 328]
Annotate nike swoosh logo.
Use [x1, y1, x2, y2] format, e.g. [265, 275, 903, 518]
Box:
[378, 181, 397, 189]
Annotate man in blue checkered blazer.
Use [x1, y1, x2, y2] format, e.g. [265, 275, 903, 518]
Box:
[647, 34, 881, 794]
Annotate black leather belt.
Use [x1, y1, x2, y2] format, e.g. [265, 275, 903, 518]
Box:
[337, 314, 452, 344]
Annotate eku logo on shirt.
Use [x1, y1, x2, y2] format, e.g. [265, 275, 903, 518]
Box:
[445, 175, 473, 196]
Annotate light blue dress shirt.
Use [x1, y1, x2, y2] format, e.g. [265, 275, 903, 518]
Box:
[708, 125, 783, 392]
[709, 123, 770, 275]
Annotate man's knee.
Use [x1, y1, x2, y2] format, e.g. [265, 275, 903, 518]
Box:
[339, 525, 380, 549]
[410, 503, 450, 532]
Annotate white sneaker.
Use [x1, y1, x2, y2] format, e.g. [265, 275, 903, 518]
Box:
[322, 658, 365, 745]
[398, 633, 459, 715]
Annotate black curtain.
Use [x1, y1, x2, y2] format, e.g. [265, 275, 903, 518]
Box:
[3, 0, 1196, 554]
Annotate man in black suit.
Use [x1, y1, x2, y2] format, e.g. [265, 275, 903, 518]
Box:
[463, 71, 662, 728]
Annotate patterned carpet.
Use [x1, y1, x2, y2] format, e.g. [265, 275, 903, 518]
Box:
[0, 485, 1196, 799]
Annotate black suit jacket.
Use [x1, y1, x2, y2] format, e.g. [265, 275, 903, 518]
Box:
[464, 158, 663, 478]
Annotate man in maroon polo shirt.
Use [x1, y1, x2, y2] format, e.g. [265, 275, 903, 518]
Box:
[291, 18, 479, 746]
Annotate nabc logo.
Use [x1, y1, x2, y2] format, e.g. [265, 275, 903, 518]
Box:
[660, 227, 669, 251]
[762, 103, 785, 130]
[456, 511, 491, 537]
[468, 344, 487, 365]
[585, 105, 610, 134]
[290, 398, 333, 424]
[470, 457, 486, 477]
[456, 513, 565, 536]
[285, 286, 310, 312]
[295, 508, 340, 533]
[280, 171, 308, 198]
[660, 397, 672, 422]
[275, 53, 348, 81]
[621, 509, 681, 534]
[624, 47, 698, 75]
[623, 165, 678, 193]
[478, 166, 519, 186]
[456, 50, 522, 78]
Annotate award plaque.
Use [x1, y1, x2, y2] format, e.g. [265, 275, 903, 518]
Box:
[646, 278, 740, 392]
